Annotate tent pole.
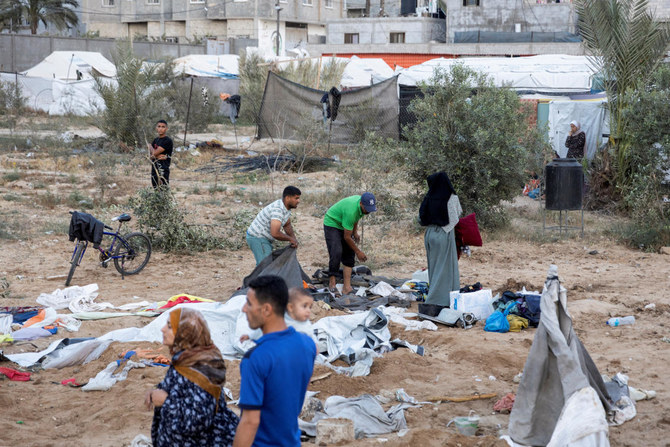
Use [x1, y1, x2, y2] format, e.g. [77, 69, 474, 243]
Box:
[234, 121, 239, 150]
[183, 77, 194, 147]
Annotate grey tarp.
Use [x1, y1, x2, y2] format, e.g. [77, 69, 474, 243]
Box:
[257, 72, 399, 143]
[508, 265, 614, 446]
[299, 394, 413, 438]
[241, 246, 311, 291]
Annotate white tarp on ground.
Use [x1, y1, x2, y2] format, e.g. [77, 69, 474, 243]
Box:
[22, 51, 116, 81]
[548, 99, 608, 160]
[397, 54, 597, 93]
[5, 298, 418, 377]
[173, 54, 240, 79]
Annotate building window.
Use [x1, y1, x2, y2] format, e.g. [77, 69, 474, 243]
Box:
[102, 0, 114, 6]
[344, 33, 359, 44]
[325, 0, 333, 7]
[147, 0, 159, 4]
[463, 0, 480, 5]
[190, 0, 205, 3]
[390, 32, 405, 43]
[303, 0, 313, 5]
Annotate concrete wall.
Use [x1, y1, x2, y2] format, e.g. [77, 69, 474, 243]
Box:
[306, 41, 584, 57]
[81, 0, 344, 41]
[0, 35, 206, 73]
[327, 17, 445, 44]
[445, 0, 575, 42]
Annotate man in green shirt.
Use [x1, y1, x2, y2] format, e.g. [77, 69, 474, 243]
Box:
[323, 193, 377, 295]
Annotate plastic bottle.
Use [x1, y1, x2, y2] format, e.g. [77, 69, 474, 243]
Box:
[606, 316, 635, 327]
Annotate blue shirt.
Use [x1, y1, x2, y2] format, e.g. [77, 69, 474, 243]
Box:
[239, 327, 316, 447]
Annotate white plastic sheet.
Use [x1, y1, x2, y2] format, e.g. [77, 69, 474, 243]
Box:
[82, 360, 146, 391]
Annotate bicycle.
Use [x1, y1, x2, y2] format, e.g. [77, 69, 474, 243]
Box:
[66, 212, 152, 287]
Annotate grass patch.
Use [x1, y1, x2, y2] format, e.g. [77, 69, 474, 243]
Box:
[67, 190, 94, 209]
[41, 218, 70, 235]
[35, 191, 61, 209]
[3, 193, 22, 202]
[199, 199, 222, 206]
[606, 220, 670, 252]
[2, 170, 22, 182]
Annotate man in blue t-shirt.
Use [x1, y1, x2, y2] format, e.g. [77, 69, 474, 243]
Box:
[233, 275, 316, 447]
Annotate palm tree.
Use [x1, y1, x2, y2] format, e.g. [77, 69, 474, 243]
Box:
[0, 0, 78, 35]
[574, 0, 670, 187]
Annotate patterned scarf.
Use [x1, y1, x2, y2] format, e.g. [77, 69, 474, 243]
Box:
[169, 308, 227, 403]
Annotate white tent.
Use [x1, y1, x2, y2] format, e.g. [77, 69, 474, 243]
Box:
[172, 54, 240, 78]
[340, 56, 394, 89]
[22, 51, 116, 81]
[397, 54, 597, 93]
[0, 73, 108, 116]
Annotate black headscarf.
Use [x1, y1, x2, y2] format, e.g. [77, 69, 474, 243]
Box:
[419, 172, 456, 227]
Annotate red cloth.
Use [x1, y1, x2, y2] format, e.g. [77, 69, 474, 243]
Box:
[0, 367, 31, 381]
[61, 377, 83, 387]
[454, 213, 482, 259]
[455, 213, 482, 247]
[493, 392, 516, 413]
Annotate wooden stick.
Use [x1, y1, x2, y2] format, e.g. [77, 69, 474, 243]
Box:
[310, 372, 332, 383]
[426, 392, 497, 403]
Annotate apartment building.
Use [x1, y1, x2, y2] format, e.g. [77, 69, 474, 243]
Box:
[80, 0, 345, 53]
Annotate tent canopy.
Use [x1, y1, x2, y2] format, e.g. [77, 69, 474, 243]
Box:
[397, 54, 598, 93]
[172, 54, 240, 79]
[22, 51, 116, 80]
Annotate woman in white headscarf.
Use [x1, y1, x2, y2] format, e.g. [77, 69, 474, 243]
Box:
[565, 120, 585, 159]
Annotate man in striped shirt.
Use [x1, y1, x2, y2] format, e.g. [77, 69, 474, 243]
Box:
[246, 186, 301, 265]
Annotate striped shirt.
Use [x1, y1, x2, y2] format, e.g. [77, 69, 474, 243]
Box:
[247, 199, 292, 240]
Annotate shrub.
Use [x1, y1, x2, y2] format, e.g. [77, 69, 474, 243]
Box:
[401, 64, 549, 228]
[128, 187, 224, 252]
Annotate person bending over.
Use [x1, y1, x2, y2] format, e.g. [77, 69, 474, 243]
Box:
[323, 193, 377, 295]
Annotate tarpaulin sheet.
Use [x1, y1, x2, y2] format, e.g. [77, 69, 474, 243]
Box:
[508, 265, 612, 446]
[257, 72, 399, 143]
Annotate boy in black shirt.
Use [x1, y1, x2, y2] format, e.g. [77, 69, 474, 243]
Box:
[148, 120, 173, 188]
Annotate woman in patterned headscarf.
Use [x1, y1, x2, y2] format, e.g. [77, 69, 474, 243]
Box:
[565, 120, 586, 159]
[145, 308, 238, 447]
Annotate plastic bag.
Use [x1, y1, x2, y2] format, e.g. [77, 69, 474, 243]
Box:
[485, 311, 510, 333]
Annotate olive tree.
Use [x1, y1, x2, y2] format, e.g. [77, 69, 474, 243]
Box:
[401, 64, 549, 228]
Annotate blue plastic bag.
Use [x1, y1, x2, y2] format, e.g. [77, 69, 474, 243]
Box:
[484, 301, 515, 333]
[484, 311, 510, 332]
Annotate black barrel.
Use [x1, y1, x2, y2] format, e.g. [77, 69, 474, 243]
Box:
[545, 158, 583, 210]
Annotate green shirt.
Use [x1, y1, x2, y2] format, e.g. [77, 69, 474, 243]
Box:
[323, 195, 364, 231]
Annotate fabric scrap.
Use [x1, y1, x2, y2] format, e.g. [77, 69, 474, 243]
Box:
[0, 366, 31, 381]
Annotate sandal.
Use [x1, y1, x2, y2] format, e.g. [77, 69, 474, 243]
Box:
[328, 287, 341, 297]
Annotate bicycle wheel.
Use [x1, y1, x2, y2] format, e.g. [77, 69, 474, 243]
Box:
[66, 241, 86, 287]
[113, 232, 152, 275]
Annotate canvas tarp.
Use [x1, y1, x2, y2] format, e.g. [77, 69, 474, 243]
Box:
[22, 51, 116, 81]
[241, 246, 311, 291]
[508, 265, 613, 446]
[173, 54, 239, 79]
[257, 72, 399, 143]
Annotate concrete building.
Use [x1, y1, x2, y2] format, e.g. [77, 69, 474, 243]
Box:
[444, 0, 577, 43]
[80, 0, 345, 54]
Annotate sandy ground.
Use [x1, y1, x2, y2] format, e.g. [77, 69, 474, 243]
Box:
[0, 139, 669, 447]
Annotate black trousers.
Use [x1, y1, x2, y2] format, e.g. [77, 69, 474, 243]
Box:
[324, 225, 355, 275]
[151, 162, 170, 188]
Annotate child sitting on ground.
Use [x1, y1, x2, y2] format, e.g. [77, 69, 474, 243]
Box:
[240, 287, 316, 343]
